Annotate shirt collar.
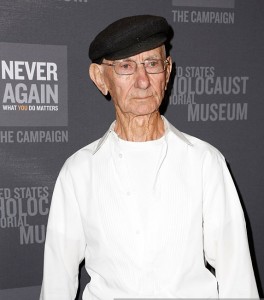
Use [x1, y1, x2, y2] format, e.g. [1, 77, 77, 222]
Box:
[92, 116, 193, 155]
[162, 116, 193, 147]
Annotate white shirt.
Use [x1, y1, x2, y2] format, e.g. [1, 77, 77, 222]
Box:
[40, 117, 259, 300]
[117, 134, 166, 227]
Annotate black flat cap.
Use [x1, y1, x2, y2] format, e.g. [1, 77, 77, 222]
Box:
[89, 15, 171, 63]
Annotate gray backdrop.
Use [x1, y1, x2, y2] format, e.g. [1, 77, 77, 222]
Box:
[0, 0, 263, 299]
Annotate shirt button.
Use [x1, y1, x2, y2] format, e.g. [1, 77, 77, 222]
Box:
[136, 230, 140, 235]
[119, 153, 123, 158]
[126, 191, 130, 196]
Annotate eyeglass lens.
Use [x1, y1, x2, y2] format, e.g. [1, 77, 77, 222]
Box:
[115, 59, 166, 75]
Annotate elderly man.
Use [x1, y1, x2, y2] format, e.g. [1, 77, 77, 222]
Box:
[40, 15, 259, 299]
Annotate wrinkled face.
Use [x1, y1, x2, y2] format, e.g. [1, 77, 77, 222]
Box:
[101, 46, 172, 117]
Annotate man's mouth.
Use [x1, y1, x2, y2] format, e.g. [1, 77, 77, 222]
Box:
[132, 94, 153, 100]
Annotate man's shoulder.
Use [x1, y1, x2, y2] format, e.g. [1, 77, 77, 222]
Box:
[174, 130, 225, 161]
[165, 117, 223, 159]
[62, 138, 101, 171]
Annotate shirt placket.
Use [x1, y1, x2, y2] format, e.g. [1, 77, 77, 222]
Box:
[110, 134, 145, 265]
[110, 132, 168, 296]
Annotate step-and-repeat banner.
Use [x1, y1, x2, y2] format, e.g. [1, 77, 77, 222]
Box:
[0, 0, 263, 299]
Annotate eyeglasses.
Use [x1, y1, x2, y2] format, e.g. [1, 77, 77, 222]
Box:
[101, 59, 169, 75]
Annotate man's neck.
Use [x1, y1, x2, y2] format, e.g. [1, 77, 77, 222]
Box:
[114, 111, 165, 142]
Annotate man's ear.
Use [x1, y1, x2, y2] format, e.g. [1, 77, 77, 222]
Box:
[165, 56, 172, 91]
[89, 63, 108, 95]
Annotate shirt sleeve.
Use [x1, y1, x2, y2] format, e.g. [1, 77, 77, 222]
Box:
[202, 149, 259, 298]
[40, 161, 86, 300]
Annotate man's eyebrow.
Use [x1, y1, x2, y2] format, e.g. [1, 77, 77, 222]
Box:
[144, 55, 161, 60]
[119, 54, 162, 61]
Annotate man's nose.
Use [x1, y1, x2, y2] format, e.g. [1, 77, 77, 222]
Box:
[134, 64, 151, 89]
